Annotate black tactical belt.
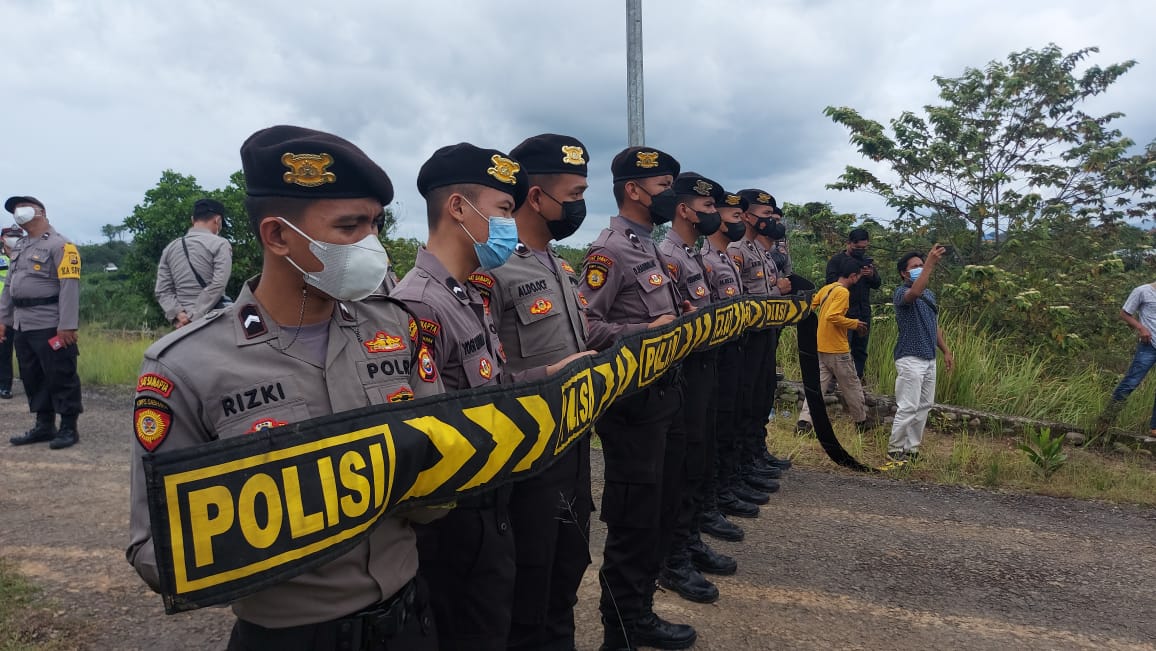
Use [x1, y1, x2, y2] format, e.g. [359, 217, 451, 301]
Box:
[13, 295, 58, 308]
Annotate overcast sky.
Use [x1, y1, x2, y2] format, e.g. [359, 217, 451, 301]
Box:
[3, 0, 1154, 247]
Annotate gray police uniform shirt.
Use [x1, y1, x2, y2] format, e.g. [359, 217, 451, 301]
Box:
[727, 237, 778, 297]
[578, 215, 679, 345]
[0, 227, 81, 331]
[154, 226, 233, 322]
[658, 229, 713, 310]
[700, 238, 743, 300]
[127, 279, 444, 628]
[469, 242, 589, 373]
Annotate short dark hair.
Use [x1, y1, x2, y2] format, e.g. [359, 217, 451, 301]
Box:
[896, 251, 923, 275]
[612, 180, 628, 207]
[837, 256, 863, 279]
[243, 196, 314, 242]
[848, 228, 870, 243]
[425, 184, 480, 230]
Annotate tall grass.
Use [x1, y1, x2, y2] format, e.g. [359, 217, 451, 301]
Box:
[777, 315, 1156, 433]
[76, 328, 158, 386]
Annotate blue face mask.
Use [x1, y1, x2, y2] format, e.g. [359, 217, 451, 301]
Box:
[462, 199, 518, 270]
[907, 267, 923, 282]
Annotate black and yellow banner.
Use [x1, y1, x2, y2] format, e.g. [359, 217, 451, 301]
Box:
[143, 294, 859, 613]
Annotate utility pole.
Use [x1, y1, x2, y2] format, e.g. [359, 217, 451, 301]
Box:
[626, 0, 645, 146]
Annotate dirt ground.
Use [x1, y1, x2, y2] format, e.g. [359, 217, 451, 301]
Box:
[1, 385, 1154, 650]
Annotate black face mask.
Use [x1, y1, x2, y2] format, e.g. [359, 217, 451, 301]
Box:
[755, 217, 776, 237]
[641, 187, 678, 225]
[765, 222, 787, 241]
[723, 220, 746, 242]
[693, 210, 721, 237]
[540, 190, 586, 240]
[850, 248, 866, 259]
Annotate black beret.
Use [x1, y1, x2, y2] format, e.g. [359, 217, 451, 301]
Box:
[241, 125, 394, 205]
[674, 172, 726, 204]
[416, 143, 529, 210]
[193, 198, 225, 219]
[610, 146, 680, 182]
[4, 196, 44, 214]
[510, 134, 589, 177]
[737, 188, 777, 208]
[720, 190, 748, 211]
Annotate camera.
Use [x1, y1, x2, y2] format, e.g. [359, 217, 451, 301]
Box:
[863, 257, 874, 266]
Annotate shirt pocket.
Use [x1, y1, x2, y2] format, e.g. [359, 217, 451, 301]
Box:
[461, 347, 499, 388]
[687, 277, 710, 302]
[514, 290, 567, 357]
[25, 251, 51, 277]
[633, 270, 674, 318]
[211, 375, 311, 438]
[356, 349, 418, 405]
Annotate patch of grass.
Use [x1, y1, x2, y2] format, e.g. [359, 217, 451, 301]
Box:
[0, 559, 78, 651]
[77, 328, 158, 386]
[767, 419, 1156, 506]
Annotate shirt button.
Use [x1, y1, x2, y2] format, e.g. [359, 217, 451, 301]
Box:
[498, 521, 509, 532]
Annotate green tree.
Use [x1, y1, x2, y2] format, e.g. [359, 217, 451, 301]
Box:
[825, 45, 1156, 261]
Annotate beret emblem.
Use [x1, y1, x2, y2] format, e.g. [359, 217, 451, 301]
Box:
[694, 180, 713, 196]
[757, 192, 772, 204]
[725, 194, 741, 206]
[561, 145, 585, 166]
[635, 151, 660, 169]
[281, 152, 336, 187]
[487, 154, 520, 185]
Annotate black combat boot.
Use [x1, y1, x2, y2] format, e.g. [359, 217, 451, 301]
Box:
[10, 413, 56, 446]
[700, 509, 744, 542]
[717, 488, 759, 518]
[688, 538, 738, 575]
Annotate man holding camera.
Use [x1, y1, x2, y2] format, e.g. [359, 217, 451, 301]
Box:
[825, 228, 881, 382]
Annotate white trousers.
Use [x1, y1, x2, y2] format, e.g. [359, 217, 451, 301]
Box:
[889, 356, 936, 453]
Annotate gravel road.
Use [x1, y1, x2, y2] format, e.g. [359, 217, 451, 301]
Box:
[1, 386, 1153, 650]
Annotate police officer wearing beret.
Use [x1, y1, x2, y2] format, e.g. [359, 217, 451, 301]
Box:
[392, 143, 592, 651]
[578, 146, 697, 651]
[154, 197, 234, 328]
[126, 125, 444, 650]
[699, 190, 754, 537]
[2, 196, 83, 449]
[656, 173, 736, 605]
[468, 134, 597, 651]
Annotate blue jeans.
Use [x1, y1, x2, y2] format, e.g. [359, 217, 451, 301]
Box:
[1111, 343, 1156, 428]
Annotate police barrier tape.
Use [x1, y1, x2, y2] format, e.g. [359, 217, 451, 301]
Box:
[144, 293, 865, 613]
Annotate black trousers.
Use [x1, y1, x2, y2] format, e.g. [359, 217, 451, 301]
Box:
[0, 323, 13, 391]
[666, 350, 718, 566]
[598, 375, 684, 624]
[14, 327, 82, 418]
[507, 438, 593, 651]
[415, 489, 515, 651]
[712, 340, 744, 496]
[226, 577, 438, 651]
[848, 319, 870, 379]
[738, 329, 772, 463]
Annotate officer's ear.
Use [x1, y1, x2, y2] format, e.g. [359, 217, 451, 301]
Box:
[526, 186, 544, 215]
[445, 193, 469, 226]
[259, 216, 293, 256]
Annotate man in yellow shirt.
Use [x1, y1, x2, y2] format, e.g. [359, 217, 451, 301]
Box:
[797, 257, 869, 432]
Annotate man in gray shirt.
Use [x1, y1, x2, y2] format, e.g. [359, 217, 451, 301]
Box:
[1098, 281, 1156, 436]
[154, 198, 233, 327]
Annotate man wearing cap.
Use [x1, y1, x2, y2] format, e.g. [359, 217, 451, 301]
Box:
[654, 172, 736, 606]
[126, 125, 444, 650]
[0, 226, 21, 400]
[467, 134, 597, 651]
[1, 196, 83, 449]
[154, 198, 234, 328]
[578, 146, 697, 651]
[392, 142, 592, 651]
[699, 190, 754, 536]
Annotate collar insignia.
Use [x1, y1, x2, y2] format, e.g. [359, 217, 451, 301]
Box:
[487, 154, 520, 185]
[635, 151, 660, 168]
[238, 305, 267, 339]
[561, 145, 586, 166]
[281, 152, 336, 187]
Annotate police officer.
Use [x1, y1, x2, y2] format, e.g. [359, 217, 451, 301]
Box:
[126, 125, 443, 650]
[753, 209, 796, 469]
[0, 226, 20, 399]
[727, 190, 784, 507]
[154, 197, 234, 327]
[579, 146, 697, 651]
[1, 196, 83, 449]
[391, 142, 592, 651]
[699, 190, 754, 534]
[470, 134, 596, 651]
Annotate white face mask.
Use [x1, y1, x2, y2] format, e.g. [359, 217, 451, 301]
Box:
[3, 237, 18, 250]
[13, 206, 37, 226]
[277, 218, 390, 302]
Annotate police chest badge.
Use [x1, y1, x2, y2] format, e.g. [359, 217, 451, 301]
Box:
[364, 331, 405, 354]
[479, 357, 493, 379]
[666, 262, 679, 280]
[648, 273, 663, 286]
[488, 155, 520, 185]
[282, 152, 337, 188]
[387, 386, 415, 403]
[529, 298, 553, 315]
[247, 418, 288, 434]
[561, 145, 585, 166]
[635, 151, 660, 169]
[732, 254, 743, 267]
[560, 260, 575, 274]
[694, 285, 707, 298]
[725, 286, 737, 296]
